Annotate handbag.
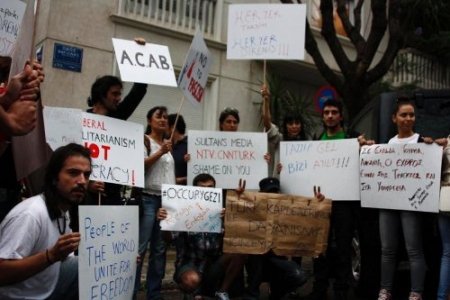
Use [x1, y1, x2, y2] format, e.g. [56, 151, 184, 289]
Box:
[440, 186, 450, 212]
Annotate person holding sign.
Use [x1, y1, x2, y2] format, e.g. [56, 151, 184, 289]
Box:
[168, 113, 188, 185]
[158, 173, 246, 300]
[305, 99, 377, 300]
[261, 84, 307, 177]
[135, 106, 175, 300]
[377, 98, 434, 300]
[0, 143, 91, 300]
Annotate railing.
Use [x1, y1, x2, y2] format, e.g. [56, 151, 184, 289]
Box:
[117, 0, 222, 41]
[391, 49, 450, 89]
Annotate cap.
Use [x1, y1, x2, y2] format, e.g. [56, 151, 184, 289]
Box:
[259, 177, 280, 193]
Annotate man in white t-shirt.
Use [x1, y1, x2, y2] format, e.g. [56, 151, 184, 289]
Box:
[0, 143, 91, 300]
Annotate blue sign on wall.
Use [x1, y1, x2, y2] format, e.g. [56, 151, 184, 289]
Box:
[52, 43, 83, 72]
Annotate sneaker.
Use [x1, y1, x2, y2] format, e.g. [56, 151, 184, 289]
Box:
[377, 289, 392, 300]
[408, 292, 422, 300]
[215, 291, 230, 300]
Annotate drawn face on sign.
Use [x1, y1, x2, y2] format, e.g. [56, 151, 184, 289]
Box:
[102, 85, 122, 112]
[56, 155, 91, 207]
[392, 103, 415, 136]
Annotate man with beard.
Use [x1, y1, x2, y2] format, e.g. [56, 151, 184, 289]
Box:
[302, 99, 379, 300]
[0, 143, 91, 300]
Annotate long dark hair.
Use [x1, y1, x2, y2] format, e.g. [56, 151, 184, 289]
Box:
[282, 113, 306, 141]
[87, 75, 122, 106]
[145, 106, 168, 134]
[43, 143, 91, 220]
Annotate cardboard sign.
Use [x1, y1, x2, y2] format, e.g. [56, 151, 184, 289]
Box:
[79, 206, 139, 300]
[187, 130, 268, 189]
[43, 106, 82, 150]
[227, 4, 306, 60]
[360, 143, 442, 212]
[112, 38, 177, 87]
[0, 0, 26, 56]
[160, 184, 223, 233]
[280, 139, 360, 200]
[178, 29, 212, 106]
[223, 190, 331, 257]
[81, 112, 145, 187]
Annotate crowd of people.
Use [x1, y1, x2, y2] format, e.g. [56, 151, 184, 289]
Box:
[0, 56, 449, 300]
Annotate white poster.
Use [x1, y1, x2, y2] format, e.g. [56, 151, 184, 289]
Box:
[178, 29, 212, 106]
[81, 112, 145, 188]
[227, 4, 306, 60]
[112, 38, 177, 87]
[360, 143, 442, 212]
[187, 130, 268, 189]
[280, 139, 360, 200]
[160, 184, 223, 233]
[43, 106, 82, 150]
[0, 0, 26, 56]
[79, 206, 139, 300]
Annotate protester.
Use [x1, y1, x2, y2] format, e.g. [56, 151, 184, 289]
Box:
[437, 135, 450, 300]
[135, 106, 175, 300]
[0, 143, 90, 299]
[219, 107, 240, 132]
[86, 72, 148, 205]
[377, 98, 433, 300]
[158, 173, 246, 300]
[302, 99, 377, 300]
[168, 113, 188, 185]
[261, 84, 307, 176]
[0, 61, 45, 223]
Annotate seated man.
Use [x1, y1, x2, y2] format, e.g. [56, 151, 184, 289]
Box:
[158, 173, 246, 300]
[0, 143, 91, 299]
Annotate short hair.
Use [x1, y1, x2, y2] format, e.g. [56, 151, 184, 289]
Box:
[282, 113, 306, 141]
[88, 75, 122, 106]
[321, 99, 343, 117]
[168, 114, 186, 135]
[219, 107, 240, 130]
[44, 143, 91, 220]
[192, 173, 216, 187]
[145, 106, 168, 134]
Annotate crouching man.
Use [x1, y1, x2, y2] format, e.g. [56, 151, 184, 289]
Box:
[0, 143, 91, 299]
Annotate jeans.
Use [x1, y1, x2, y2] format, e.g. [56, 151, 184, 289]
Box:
[379, 209, 426, 293]
[47, 256, 78, 300]
[438, 214, 450, 300]
[134, 194, 167, 300]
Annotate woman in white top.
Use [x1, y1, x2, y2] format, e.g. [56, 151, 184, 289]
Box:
[135, 106, 175, 300]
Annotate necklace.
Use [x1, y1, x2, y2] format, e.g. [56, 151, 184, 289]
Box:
[56, 215, 66, 235]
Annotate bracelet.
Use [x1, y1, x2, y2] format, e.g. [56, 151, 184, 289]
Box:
[46, 249, 54, 265]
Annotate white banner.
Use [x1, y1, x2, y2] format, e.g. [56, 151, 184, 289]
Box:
[0, 0, 26, 56]
[178, 29, 212, 106]
[81, 112, 145, 187]
[280, 139, 360, 200]
[187, 130, 268, 189]
[360, 143, 442, 212]
[79, 206, 139, 300]
[43, 106, 82, 150]
[227, 4, 306, 60]
[112, 38, 177, 87]
[160, 184, 223, 233]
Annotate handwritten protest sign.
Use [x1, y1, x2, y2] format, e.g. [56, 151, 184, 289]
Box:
[280, 139, 360, 200]
[223, 190, 331, 257]
[178, 29, 212, 106]
[160, 184, 223, 233]
[79, 206, 139, 300]
[227, 4, 306, 60]
[360, 143, 442, 212]
[0, 0, 26, 56]
[112, 38, 177, 87]
[187, 130, 268, 189]
[43, 106, 82, 150]
[81, 112, 144, 187]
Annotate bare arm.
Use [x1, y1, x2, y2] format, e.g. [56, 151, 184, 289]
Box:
[0, 233, 80, 285]
[261, 85, 272, 131]
[144, 139, 171, 168]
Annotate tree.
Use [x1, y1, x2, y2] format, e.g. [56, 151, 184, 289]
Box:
[279, 0, 432, 120]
